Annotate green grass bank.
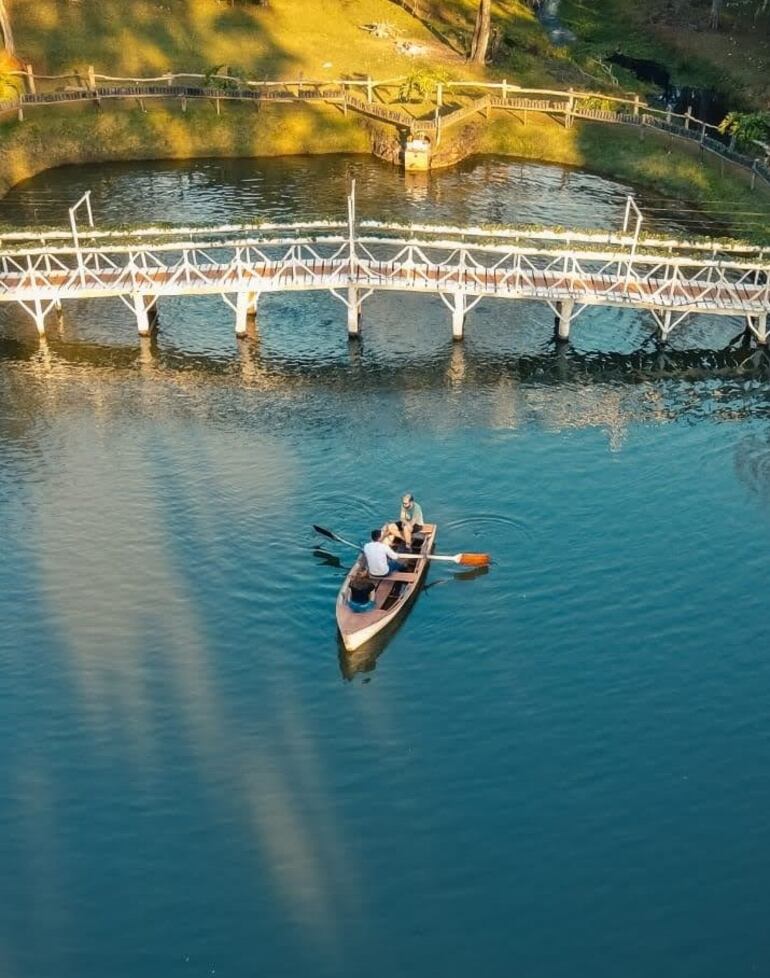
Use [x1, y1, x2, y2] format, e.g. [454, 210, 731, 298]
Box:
[479, 115, 770, 240]
[0, 101, 370, 198]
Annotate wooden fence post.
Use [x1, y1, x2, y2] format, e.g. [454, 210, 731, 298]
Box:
[502, 78, 508, 101]
[685, 107, 692, 130]
[87, 65, 96, 91]
[367, 75, 373, 104]
[633, 94, 640, 118]
[700, 121, 707, 144]
[25, 64, 36, 95]
[436, 82, 443, 108]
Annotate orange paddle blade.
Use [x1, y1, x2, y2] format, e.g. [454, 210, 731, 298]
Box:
[457, 553, 491, 566]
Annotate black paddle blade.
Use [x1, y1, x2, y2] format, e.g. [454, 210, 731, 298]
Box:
[313, 524, 338, 541]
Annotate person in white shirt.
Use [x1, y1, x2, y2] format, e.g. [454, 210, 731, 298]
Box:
[363, 529, 403, 578]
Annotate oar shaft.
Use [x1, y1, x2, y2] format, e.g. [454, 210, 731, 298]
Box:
[312, 525, 360, 551]
[399, 552, 490, 566]
[398, 553, 458, 563]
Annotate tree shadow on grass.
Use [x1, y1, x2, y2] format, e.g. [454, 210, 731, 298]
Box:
[13, 0, 293, 79]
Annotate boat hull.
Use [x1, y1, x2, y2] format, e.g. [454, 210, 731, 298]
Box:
[336, 524, 436, 652]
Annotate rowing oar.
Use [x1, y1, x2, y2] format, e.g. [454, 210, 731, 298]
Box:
[398, 552, 490, 566]
[312, 524, 490, 567]
[313, 524, 361, 550]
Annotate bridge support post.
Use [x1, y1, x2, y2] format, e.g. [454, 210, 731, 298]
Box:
[554, 299, 574, 342]
[347, 286, 362, 338]
[451, 292, 466, 341]
[133, 294, 158, 336]
[236, 291, 259, 337]
[746, 312, 768, 346]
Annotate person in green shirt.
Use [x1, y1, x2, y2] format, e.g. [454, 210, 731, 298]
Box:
[399, 492, 424, 547]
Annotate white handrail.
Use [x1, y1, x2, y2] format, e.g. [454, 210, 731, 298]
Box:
[1, 219, 766, 257]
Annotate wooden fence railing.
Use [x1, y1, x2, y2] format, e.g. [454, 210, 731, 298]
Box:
[2, 68, 769, 188]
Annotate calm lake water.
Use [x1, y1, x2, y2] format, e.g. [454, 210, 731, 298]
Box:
[1, 155, 770, 978]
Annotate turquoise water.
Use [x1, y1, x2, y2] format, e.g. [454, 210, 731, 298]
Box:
[1, 156, 770, 978]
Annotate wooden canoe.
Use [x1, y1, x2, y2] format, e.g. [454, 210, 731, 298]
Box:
[336, 524, 437, 652]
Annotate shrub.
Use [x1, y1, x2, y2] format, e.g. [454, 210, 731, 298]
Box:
[718, 111, 770, 150]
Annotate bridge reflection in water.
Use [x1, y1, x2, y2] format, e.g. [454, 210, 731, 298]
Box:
[4, 329, 770, 442]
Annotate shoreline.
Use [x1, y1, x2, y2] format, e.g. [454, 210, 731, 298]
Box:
[1, 100, 768, 241]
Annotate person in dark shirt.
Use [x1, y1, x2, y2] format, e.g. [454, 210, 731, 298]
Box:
[349, 567, 375, 608]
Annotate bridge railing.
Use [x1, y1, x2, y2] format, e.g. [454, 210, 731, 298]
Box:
[0, 67, 731, 134]
[2, 217, 768, 260]
[2, 223, 768, 281]
[0, 66, 739, 138]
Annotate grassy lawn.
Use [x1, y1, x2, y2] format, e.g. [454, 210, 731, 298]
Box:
[7, 0, 770, 103]
[8, 0, 464, 78]
[8, 0, 601, 90]
[10, 0, 766, 104]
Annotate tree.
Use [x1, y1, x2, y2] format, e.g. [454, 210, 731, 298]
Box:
[398, 67, 449, 103]
[709, 0, 722, 29]
[470, 0, 492, 64]
[718, 110, 770, 149]
[0, 0, 14, 55]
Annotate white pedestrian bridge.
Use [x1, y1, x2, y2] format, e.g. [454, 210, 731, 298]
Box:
[1, 191, 768, 346]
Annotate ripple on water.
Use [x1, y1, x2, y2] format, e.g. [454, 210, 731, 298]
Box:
[445, 512, 535, 541]
[734, 429, 770, 507]
[0, 153, 724, 238]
